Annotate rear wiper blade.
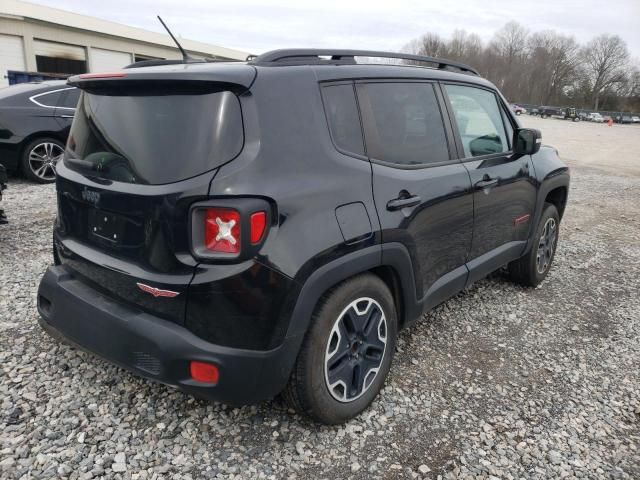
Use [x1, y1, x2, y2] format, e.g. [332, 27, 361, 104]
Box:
[65, 157, 110, 173]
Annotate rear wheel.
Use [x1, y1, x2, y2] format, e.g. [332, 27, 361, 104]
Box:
[283, 273, 397, 424]
[508, 203, 560, 287]
[21, 138, 64, 183]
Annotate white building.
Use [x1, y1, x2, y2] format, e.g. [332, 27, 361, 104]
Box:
[0, 0, 250, 87]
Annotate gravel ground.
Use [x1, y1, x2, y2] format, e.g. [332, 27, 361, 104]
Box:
[1, 120, 640, 479]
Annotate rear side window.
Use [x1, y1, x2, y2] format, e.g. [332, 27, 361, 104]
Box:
[357, 83, 449, 166]
[444, 84, 509, 158]
[31, 90, 64, 108]
[65, 90, 243, 184]
[59, 88, 80, 109]
[321, 84, 365, 156]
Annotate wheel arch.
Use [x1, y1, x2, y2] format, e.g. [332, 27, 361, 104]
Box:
[286, 243, 420, 342]
[544, 186, 568, 220]
[523, 171, 570, 255]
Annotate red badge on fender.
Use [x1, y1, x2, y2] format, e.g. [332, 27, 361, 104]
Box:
[136, 283, 180, 298]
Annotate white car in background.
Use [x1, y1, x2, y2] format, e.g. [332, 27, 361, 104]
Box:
[632, 116, 640, 124]
[588, 113, 604, 123]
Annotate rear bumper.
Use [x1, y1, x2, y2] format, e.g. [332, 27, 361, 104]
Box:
[37, 265, 301, 405]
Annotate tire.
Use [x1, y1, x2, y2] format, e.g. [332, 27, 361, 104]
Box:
[283, 273, 397, 424]
[21, 138, 64, 183]
[515, 111, 521, 116]
[508, 203, 560, 287]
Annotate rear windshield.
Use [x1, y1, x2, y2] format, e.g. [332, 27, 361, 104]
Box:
[64, 90, 243, 184]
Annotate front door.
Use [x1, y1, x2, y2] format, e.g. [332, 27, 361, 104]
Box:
[357, 81, 474, 306]
[442, 83, 537, 283]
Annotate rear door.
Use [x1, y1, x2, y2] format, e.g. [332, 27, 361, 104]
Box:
[357, 81, 474, 306]
[441, 83, 537, 283]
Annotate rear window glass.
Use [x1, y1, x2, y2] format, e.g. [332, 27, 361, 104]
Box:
[64, 90, 243, 184]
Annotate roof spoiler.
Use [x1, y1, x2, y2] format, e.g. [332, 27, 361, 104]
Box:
[67, 64, 257, 94]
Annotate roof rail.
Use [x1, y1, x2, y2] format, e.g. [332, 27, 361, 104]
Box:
[250, 49, 480, 75]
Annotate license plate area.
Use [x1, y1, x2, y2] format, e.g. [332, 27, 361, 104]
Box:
[88, 209, 124, 244]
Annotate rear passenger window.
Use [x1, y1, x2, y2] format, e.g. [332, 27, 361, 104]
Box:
[321, 84, 365, 156]
[31, 90, 64, 108]
[357, 83, 449, 166]
[444, 84, 510, 158]
[59, 88, 80, 109]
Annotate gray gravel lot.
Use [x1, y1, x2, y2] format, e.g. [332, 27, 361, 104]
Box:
[1, 118, 639, 479]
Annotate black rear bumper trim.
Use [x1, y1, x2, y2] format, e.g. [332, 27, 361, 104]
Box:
[37, 266, 300, 405]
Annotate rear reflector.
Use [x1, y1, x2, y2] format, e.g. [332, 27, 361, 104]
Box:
[78, 72, 127, 79]
[190, 361, 219, 384]
[204, 208, 241, 254]
[250, 211, 267, 244]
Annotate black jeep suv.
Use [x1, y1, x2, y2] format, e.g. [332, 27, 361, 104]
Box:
[37, 49, 569, 424]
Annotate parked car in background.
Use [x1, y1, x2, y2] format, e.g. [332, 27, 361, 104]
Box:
[588, 113, 604, 123]
[540, 106, 579, 121]
[511, 103, 526, 115]
[0, 81, 79, 183]
[602, 115, 612, 123]
[539, 106, 559, 118]
[37, 48, 570, 424]
[615, 115, 633, 124]
[632, 116, 640, 124]
[529, 107, 540, 116]
[564, 108, 580, 121]
[0, 164, 7, 224]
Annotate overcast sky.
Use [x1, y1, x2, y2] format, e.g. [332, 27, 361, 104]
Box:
[29, 0, 640, 59]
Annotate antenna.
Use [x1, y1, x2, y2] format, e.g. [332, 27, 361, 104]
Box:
[157, 15, 195, 63]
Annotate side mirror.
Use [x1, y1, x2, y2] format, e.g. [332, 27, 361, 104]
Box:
[514, 128, 541, 155]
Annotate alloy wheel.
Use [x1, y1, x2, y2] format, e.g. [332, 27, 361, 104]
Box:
[28, 142, 63, 181]
[324, 297, 387, 403]
[536, 218, 557, 274]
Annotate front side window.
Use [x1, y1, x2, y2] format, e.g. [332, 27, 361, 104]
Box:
[321, 83, 365, 156]
[358, 83, 449, 166]
[444, 84, 509, 158]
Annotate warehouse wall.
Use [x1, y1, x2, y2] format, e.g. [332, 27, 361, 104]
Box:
[0, 16, 232, 87]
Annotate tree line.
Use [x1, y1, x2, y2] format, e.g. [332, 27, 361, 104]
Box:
[402, 22, 639, 113]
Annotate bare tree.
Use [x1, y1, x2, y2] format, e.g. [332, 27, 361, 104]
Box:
[487, 22, 529, 98]
[401, 23, 636, 112]
[527, 31, 580, 104]
[581, 34, 630, 110]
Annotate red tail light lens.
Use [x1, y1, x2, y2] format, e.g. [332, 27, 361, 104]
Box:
[189, 361, 219, 384]
[204, 208, 241, 254]
[250, 211, 267, 244]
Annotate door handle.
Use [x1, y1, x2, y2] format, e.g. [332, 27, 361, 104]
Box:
[475, 175, 499, 189]
[386, 195, 421, 211]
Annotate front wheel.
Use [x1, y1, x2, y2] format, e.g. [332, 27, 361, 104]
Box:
[508, 203, 560, 287]
[283, 273, 397, 424]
